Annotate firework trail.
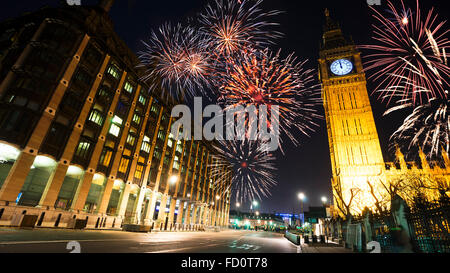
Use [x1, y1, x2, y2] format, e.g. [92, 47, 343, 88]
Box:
[381, 51, 449, 161]
[199, 0, 282, 58]
[209, 139, 277, 203]
[217, 48, 322, 149]
[390, 97, 449, 161]
[361, 0, 450, 106]
[138, 23, 212, 101]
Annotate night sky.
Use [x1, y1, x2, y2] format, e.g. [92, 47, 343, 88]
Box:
[1, 0, 448, 214]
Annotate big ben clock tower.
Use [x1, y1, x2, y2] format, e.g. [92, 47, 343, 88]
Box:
[319, 10, 385, 214]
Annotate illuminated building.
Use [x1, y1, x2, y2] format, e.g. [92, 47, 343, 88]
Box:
[319, 10, 450, 215]
[0, 0, 231, 230]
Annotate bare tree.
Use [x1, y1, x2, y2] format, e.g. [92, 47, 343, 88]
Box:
[333, 182, 361, 219]
[366, 180, 388, 214]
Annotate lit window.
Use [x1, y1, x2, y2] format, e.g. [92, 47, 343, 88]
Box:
[118, 157, 129, 173]
[107, 65, 120, 79]
[99, 149, 113, 167]
[126, 134, 136, 146]
[75, 142, 91, 158]
[176, 143, 183, 153]
[141, 136, 151, 153]
[109, 115, 123, 137]
[157, 130, 165, 140]
[132, 114, 141, 125]
[124, 82, 134, 93]
[134, 164, 144, 179]
[151, 104, 158, 115]
[167, 139, 173, 148]
[109, 124, 120, 137]
[88, 109, 104, 126]
[138, 95, 146, 105]
[112, 115, 123, 125]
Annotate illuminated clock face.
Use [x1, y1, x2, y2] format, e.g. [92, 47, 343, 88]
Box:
[330, 59, 353, 76]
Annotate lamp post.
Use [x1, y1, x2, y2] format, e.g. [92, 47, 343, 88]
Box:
[298, 193, 305, 226]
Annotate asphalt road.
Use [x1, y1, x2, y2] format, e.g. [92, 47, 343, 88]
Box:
[0, 228, 301, 253]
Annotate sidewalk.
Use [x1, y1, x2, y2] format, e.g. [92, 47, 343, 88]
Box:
[300, 244, 353, 253]
[299, 237, 353, 253]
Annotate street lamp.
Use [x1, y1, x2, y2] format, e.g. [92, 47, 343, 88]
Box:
[321, 196, 327, 204]
[169, 175, 178, 185]
[298, 192, 305, 225]
[236, 202, 240, 208]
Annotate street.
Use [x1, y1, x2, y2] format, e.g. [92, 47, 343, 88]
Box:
[0, 228, 303, 253]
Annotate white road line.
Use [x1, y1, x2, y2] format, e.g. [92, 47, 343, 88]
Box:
[147, 243, 224, 253]
[0, 239, 134, 245]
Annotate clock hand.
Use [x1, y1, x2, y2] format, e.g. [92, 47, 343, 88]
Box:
[339, 61, 343, 69]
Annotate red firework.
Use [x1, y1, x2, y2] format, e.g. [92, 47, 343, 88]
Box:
[361, 0, 450, 106]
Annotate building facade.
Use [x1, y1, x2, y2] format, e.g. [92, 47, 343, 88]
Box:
[319, 10, 450, 215]
[0, 0, 231, 230]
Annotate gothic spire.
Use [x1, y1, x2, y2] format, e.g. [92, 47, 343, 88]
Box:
[98, 0, 114, 13]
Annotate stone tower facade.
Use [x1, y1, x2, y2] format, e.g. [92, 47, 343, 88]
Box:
[319, 10, 450, 215]
[319, 10, 386, 214]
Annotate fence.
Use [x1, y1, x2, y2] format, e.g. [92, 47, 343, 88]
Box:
[326, 196, 450, 253]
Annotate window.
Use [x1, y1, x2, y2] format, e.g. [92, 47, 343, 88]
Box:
[99, 148, 113, 167]
[176, 141, 183, 153]
[135, 164, 144, 179]
[107, 65, 120, 79]
[109, 116, 123, 137]
[173, 156, 180, 170]
[115, 101, 128, 117]
[124, 82, 134, 93]
[141, 136, 151, 153]
[75, 141, 91, 159]
[157, 129, 165, 141]
[150, 104, 159, 116]
[132, 114, 141, 125]
[109, 124, 120, 137]
[126, 134, 136, 146]
[118, 157, 130, 173]
[138, 95, 147, 105]
[88, 109, 104, 126]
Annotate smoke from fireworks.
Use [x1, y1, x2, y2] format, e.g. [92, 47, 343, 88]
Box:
[210, 139, 277, 203]
[361, 0, 450, 106]
[217, 48, 322, 149]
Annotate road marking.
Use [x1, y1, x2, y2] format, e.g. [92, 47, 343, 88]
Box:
[147, 243, 224, 253]
[0, 239, 133, 245]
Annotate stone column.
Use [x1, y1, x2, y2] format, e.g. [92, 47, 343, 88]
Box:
[0, 34, 90, 203]
[157, 194, 168, 222]
[117, 182, 132, 217]
[184, 203, 192, 227]
[167, 198, 177, 229]
[97, 177, 115, 214]
[144, 117, 173, 224]
[144, 190, 159, 225]
[38, 55, 111, 208]
[71, 70, 129, 211]
[132, 185, 147, 224]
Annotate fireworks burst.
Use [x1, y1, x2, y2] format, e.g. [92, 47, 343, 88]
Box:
[361, 0, 450, 106]
[138, 23, 212, 101]
[199, 0, 282, 57]
[210, 139, 277, 203]
[390, 97, 449, 161]
[217, 48, 321, 148]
